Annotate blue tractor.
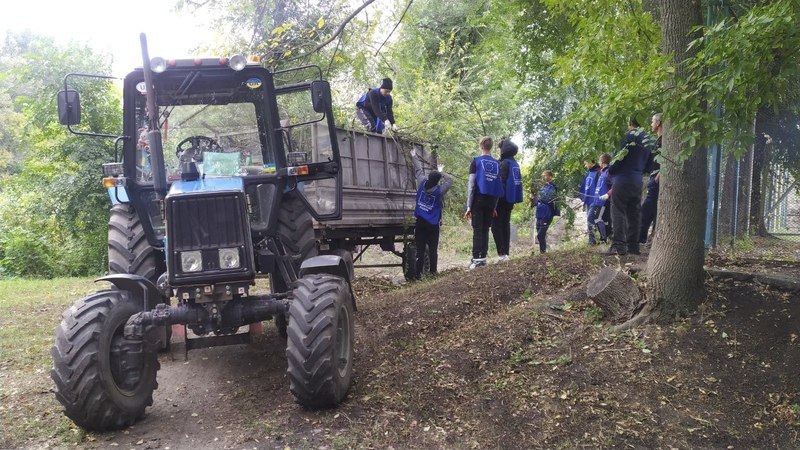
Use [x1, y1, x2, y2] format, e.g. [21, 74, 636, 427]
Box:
[51, 35, 354, 430]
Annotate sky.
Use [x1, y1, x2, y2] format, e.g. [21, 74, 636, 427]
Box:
[1, 0, 212, 77]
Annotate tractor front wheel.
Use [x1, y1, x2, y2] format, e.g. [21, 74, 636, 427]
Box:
[286, 274, 354, 407]
[51, 290, 159, 430]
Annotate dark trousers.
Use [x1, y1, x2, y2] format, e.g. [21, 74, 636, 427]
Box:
[491, 200, 514, 256]
[610, 181, 643, 250]
[536, 218, 552, 253]
[640, 191, 658, 244]
[471, 206, 494, 259]
[587, 205, 608, 244]
[355, 107, 378, 132]
[414, 218, 439, 278]
[602, 200, 613, 238]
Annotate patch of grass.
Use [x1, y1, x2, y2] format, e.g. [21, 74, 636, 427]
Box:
[633, 338, 652, 353]
[546, 354, 573, 366]
[0, 277, 98, 446]
[510, 349, 529, 363]
[583, 306, 604, 323]
[791, 403, 800, 415]
[398, 337, 426, 351]
[590, 254, 602, 266]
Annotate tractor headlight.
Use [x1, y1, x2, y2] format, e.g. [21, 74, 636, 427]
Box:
[150, 57, 167, 73]
[228, 54, 247, 71]
[180, 251, 203, 272]
[218, 248, 241, 269]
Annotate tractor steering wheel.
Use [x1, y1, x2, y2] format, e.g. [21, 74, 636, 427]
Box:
[175, 135, 221, 163]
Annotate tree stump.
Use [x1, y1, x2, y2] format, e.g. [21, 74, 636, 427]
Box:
[586, 267, 642, 322]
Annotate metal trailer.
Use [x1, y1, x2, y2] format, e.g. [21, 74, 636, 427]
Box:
[310, 124, 435, 276]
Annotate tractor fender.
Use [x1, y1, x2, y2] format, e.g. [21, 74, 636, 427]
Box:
[97, 274, 162, 311]
[298, 255, 357, 311]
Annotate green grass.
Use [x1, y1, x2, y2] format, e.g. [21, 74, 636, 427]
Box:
[0, 276, 100, 446]
[0, 277, 99, 369]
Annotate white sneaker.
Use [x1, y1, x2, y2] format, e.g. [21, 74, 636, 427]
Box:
[468, 258, 487, 270]
[497, 255, 509, 262]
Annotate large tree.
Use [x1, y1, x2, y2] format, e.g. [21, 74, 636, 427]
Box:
[639, 0, 706, 322]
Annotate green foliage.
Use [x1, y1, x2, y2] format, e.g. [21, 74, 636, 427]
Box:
[0, 34, 118, 277]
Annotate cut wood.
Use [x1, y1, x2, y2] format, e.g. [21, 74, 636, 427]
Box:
[586, 267, 642, 323]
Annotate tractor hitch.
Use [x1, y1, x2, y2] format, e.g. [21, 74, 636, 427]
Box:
[124, 295, 289, 340]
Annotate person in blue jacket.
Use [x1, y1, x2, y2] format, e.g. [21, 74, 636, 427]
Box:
[607, 117, 655, 255]
[355, 78, 396, 134]
[411, 149, 453, 280]
[533, 170, 559, 253]
[587, 153, 612, 245]
[491, 139, 524, 261]
[580, 159, 601, 244]
[464, 136, 503, 269]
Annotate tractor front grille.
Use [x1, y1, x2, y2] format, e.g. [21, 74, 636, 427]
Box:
[168, 193, 247, 251]
[166, 191, 254, 285]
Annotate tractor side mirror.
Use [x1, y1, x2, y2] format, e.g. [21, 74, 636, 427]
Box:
[310, 80, 331, 114]
[57, 89, 81, 126]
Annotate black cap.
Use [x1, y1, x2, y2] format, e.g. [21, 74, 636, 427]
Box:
[425, 171, 442, 190]
[381, 77, 393, 90]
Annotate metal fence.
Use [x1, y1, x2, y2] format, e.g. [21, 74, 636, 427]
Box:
[707, 148, 800, 248]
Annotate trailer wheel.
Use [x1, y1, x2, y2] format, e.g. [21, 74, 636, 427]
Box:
[51, 290, 159, 431]
[402, 242, 429, 281]
[108, 204, 170, 350]
[286, 274, 353, 407]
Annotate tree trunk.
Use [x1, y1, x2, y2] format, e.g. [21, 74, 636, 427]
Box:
[586, 268, 641, 323]
[638, 0, 706, 324]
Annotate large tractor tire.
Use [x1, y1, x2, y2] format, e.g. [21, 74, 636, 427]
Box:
[402, 241, 429, 281]
[108, 203, 165, 283]
[286, 274, 354, 408]
[51, 290, 159, 431]
[108, 204, 170, 349]
[271, 192, 319, 337]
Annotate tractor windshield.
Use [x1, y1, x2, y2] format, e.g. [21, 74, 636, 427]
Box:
[132, 70, 274, 183]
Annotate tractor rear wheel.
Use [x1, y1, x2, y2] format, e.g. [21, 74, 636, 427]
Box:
[286, 274, 353, 407]
[108, 204, 170, 349]
[271, 191, 319, 337]
[51, 290, 159, 431]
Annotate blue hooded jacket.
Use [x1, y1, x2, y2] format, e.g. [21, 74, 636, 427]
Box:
[580, 165, 600, 206]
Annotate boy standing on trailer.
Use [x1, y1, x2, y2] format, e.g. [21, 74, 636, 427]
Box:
[465, 136, 503, 269]
[491, 139, 524, 261]
[411, 149, 454, 279]
[355, 78, 397, 134]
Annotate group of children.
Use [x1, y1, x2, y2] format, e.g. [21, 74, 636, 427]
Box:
[579, 114, 662, 253]
[408, 136, 558, 279]
[354, 78, 559, 278]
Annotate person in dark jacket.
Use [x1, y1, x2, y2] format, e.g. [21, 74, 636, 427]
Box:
[580, 159, 601, 244]
[640, 112, 662, 244]
[491, 139, 524, 261]
[587, 153, 612, 245]
[411, 149, 453, 280]
[607, 117, 655, 255]
[534, 170, 558, 253]
[355, 78, 396, 134]
[465, 136, 503, 269]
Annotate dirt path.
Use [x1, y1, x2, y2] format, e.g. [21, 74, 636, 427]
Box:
[5, 245, 800, 448]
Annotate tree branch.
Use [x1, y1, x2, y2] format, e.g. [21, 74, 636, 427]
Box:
[375, 0, 414, 56]
[284, 0, 377, 63]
